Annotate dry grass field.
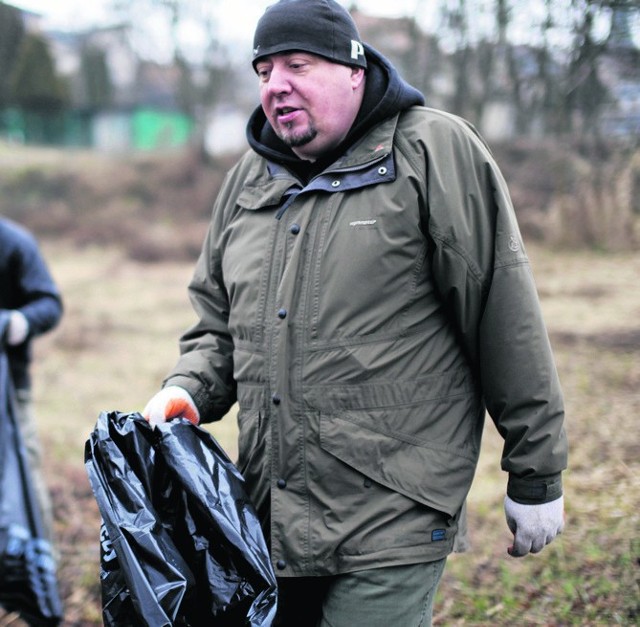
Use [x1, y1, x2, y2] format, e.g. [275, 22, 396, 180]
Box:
[0, 240, 632, 626]
[0, 143, 638, 625]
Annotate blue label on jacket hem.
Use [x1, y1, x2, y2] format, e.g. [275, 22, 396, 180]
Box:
[432, 529, 446, 542]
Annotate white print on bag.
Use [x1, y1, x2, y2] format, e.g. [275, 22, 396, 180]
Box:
[100, 524, 117, 563]
[350, 219, 377, 227]
[351, 40, 365, 61]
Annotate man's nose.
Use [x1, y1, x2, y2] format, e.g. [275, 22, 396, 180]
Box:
[265, 66, 292, 95]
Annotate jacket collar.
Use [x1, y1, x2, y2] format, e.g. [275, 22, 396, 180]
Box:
[237, 113, 400, 212]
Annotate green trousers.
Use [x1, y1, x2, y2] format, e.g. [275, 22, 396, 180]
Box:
[274, 558, 447, 627]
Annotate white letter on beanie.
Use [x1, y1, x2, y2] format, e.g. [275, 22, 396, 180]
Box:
[351, 40, 364, 61]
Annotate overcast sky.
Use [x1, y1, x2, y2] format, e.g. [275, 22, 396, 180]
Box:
[8, 0, 431, 34]
[9, 0, 631, 62]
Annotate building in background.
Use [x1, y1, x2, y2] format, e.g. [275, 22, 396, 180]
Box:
[1, 3, 195, 151]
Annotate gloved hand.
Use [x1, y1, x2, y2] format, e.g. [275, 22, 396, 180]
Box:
[142, 385, 200, 427]
[504, 494, 564, 557]
[6, 310, 29, 346]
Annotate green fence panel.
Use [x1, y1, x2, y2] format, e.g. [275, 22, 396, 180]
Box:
[132, 108, 194, 151]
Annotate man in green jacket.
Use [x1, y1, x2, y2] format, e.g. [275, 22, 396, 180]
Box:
[144, 1, 568, 624]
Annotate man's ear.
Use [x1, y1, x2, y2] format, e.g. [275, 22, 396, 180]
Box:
[351, 66, 366, 90]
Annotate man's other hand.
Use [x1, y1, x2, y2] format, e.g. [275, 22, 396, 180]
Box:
[504, 494, 564, 557]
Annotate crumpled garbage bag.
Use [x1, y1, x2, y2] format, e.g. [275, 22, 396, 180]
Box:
[0, 313, 64, 626]
[84, 410, 277, 626]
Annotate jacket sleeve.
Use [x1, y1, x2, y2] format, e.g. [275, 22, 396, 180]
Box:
[12, 229, 63, 337]
[163, 177, 238, 424]
[422, 112, 568, 504]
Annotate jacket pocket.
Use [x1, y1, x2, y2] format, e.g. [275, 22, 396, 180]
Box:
[319, 398, 482, 517]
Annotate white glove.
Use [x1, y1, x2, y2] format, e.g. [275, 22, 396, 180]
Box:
[504, 494, 564, 557]
[6, 310, 29, 346]
[142, 385, 200, 427]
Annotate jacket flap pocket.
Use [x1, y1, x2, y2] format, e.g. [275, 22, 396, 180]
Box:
[320, 410, 478, 517]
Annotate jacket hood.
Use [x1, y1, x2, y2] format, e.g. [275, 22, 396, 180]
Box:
[246, 43, 425, 168]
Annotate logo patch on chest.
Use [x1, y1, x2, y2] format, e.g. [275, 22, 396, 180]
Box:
[349, 219, 377, 227]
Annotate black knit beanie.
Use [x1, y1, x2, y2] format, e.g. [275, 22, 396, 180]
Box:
[252, 0, 367, 70]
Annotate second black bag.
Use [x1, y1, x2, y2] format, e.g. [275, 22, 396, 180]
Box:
[0, 313, 63, 626]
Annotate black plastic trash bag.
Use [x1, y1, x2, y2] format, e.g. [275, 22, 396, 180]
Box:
[84, 410, 277, 626]
[0, 313, 64, 626]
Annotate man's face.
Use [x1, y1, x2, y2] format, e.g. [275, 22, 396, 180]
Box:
[256, 52, 365, 162]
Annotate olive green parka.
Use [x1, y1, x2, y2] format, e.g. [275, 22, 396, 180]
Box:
[164, 51, 567, 578]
